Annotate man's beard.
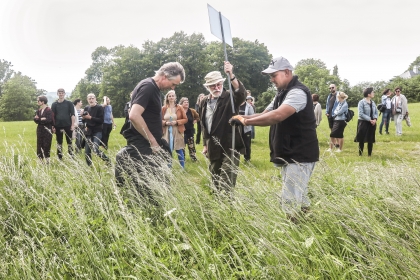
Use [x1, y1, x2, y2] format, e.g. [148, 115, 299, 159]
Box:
[210, 89, 222, 98]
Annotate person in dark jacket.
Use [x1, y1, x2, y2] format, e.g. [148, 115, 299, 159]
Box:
[230, 56, 319, 220]
[82, 93, 109, 166]
[51, 88, 75, 159]
[198, 61, 246, 194]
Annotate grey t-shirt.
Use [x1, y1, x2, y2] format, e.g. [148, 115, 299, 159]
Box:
[282, 88, 307, 112]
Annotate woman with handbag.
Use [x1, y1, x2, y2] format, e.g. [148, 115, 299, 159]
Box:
[391, 87, 409, 136]
[329, 92, 348, 152]
[354, 88, 378, 157]
[379, 89, 393, 135]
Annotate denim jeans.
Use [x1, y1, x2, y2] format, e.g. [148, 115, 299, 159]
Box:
[379, 109, 391, 133]
[85, 131, 109, 165]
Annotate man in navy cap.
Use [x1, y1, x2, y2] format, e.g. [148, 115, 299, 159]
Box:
[230, 56, 319, 220]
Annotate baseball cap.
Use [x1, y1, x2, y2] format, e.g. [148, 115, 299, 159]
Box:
[262, 57, 294, 74]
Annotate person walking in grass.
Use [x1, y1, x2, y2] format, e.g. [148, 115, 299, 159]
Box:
[51, 88, 75, 159]
[354, 87, 378, 156]
[115, 62, 185, 205]
[379, 88, 393, 135]
[325, 84, 339, 150]
[391, 87, 409, 136]
[73, 98, 84, 153]
[230, 56, 319, 220]
[329, 92, 349, 152]
[82, 93, 110, 166]
[34, 95, 54, 163]
[198, 61, 247, 194]
[179, 97, 199, 162]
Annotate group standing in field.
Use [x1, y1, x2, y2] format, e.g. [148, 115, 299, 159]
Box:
[33, 56, 411, 222]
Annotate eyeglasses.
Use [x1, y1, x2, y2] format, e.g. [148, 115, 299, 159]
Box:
[329, 87, 335, 89]
[209, 83, 223, 89]
[395, 90, 401, 92]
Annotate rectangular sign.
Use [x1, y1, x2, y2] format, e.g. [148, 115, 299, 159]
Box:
[207, 4, 233, 47]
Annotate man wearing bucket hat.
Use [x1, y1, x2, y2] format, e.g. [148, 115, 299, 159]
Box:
[198, 61, 247, 193]
[230, 56, 319, 220]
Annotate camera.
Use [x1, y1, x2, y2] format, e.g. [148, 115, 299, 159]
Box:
[83, 111, 89, 116]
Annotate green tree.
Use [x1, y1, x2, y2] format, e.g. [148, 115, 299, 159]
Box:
[0, 74, 38, 121]
[71, 78, 101, 101]
[142, 32, 210, 102]
[254, 86, 276, 113]
[101, 45, 148, 117]
[0, 59, 14, 97]
[407, 55, 420, 71]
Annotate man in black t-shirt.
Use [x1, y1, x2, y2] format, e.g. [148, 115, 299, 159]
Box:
[115, 62, 185, 205]
[51, 88, 75, 159]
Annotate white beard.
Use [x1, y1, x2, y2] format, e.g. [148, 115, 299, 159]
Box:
[210, 89, 222, 98]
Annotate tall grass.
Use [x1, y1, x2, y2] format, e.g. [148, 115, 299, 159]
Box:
[0, 104, 419, 279]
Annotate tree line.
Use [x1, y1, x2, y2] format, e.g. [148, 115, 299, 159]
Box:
[1, 31, 419, 121]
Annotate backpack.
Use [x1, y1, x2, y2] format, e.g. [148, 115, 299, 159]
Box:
[345, 109, 354, 122]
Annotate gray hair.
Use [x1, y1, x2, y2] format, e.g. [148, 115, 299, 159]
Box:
[156, 62, 185, 83]
[179, 97, 188, 105]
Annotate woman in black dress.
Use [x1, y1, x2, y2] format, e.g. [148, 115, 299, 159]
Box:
[354, 87, 378, 156]
[34, 95, 54, 163]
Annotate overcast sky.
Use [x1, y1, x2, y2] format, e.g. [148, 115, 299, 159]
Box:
[1, 0, 419, 93]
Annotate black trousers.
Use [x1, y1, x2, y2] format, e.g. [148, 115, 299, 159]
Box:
[243, 131, 252, 160]
[55, 126, 73, 159]
[101, 123, 113, 149]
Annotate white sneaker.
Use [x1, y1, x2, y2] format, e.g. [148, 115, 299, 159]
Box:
[335, 149, 342, 153]
[326, 148, 332, 152]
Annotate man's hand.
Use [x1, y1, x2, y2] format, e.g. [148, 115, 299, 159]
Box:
[229, 115, 246, 126]
[202, 146, 208, 157]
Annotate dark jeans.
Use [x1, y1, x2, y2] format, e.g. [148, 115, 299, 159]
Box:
[55, 126, 73, 159]
[379, 109, 391, 133]
[75, 125, 85, 153]
[85, 131, 109, 165]
[102, 123, 113, 149]
[327, 116, 334, 130]
[209, 151, 240, 194]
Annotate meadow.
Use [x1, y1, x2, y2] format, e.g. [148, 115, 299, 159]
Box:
[0, 104, 419, 279]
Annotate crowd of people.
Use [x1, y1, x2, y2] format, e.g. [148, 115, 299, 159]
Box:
[33, 57, 410, 221]
[314, 85, 410, 156]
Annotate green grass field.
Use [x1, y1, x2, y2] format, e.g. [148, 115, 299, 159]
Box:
[0, 104, 419, 279]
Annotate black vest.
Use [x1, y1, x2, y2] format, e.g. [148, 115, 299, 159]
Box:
[269, 76, 319, 164]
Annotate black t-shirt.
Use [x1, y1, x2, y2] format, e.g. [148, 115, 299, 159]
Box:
[130, 78, 162, 142]
[51, 100, 75, 127]
[185, 109, 194, 131]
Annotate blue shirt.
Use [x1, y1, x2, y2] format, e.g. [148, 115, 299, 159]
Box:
[103, 105, 112, 124]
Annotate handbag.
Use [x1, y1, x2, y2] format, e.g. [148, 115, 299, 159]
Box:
[404, 114, 411, 127]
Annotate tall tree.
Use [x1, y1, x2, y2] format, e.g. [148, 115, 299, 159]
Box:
[101, 45, 148, 117]
[407, 55, 420, 71]
[333, 65, 339, 77]
[0, 59, 15, 97]
[0, 74, 38, 121]
[294, 58, 340, 104]
[142, 32, 210, 102]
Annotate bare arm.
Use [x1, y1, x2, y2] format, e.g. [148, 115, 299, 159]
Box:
[129, 104, 159, 149]
[244, 104, 296, 126]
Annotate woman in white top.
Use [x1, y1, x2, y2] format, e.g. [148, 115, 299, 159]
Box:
[391, 87, 409, 136]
